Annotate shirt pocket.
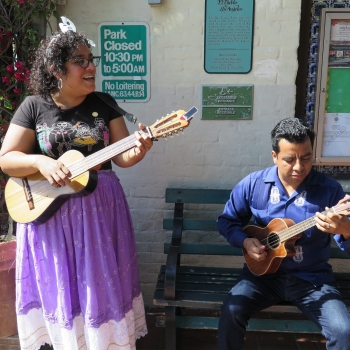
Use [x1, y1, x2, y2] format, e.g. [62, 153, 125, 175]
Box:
[303, 202, 321, 237]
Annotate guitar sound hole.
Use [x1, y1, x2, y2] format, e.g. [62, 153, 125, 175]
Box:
[267, 232, 280, 250]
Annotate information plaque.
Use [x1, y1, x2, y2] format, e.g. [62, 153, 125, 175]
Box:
[204, 0, 254, 74]
[202, 85, 253, 120]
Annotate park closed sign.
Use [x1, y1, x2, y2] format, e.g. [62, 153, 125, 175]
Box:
[98, 22, 150, 102]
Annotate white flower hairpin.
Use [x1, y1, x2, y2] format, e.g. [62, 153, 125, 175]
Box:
[59, 16, 96, 47]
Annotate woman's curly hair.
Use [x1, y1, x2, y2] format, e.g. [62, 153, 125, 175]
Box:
[28, 31, 91, 98]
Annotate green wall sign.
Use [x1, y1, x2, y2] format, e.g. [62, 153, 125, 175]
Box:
[202, 85, 253, 120]
[204, 0, 254, 74]
[98, 22, 150, 102]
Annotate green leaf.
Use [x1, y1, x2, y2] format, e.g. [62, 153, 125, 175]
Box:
[53, 10, 60, 20]
[4, 100, 13, 110]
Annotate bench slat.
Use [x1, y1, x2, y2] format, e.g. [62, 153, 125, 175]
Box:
[157, 273, 240, 285]
[159, 264, 241, 276]
[155, 315, 321, 333]
[156, 281, 232, 294]
[154, 290, 303, 313]
[154, 290, 350, 312]
[164, 243, 242, 255]
[166, 188, 231, 204]
[163, 218, 219, 231]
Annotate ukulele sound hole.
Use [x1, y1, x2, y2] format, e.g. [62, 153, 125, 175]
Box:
[267, 232, 280, 250]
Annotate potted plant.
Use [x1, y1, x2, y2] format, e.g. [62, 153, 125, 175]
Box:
[0, 0, 59, 339]
[0, 191, 16, 338]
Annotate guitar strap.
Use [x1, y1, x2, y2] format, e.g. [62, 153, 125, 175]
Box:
[94, 91, 137, 124]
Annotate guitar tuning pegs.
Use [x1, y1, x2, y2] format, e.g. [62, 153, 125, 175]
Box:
[162, 134, 167, 138]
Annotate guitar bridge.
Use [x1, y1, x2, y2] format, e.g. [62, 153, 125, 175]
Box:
[22, 178, 35, 210]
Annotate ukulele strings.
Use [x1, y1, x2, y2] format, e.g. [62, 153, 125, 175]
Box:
[256, 208, 336, 251]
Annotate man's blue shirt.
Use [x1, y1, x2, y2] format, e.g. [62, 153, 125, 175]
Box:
[217, 166, 350, 286]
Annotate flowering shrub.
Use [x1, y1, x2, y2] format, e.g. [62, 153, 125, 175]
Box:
[0, 0, 58, 215]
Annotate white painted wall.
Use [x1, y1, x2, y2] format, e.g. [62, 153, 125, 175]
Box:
[57, 0, 302, 305]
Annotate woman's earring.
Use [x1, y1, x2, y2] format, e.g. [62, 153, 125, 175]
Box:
[57, 78, 62, 90]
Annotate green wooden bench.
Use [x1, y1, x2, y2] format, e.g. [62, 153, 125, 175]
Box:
[153, 188, 350, 350]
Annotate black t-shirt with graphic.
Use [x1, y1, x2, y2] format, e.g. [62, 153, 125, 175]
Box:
[11, 92, 123, 170]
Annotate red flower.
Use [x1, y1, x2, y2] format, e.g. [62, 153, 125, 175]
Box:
[17, 0, 25, 4]
[14, 61, 23, 69]
[6, 65, 14, 73]
[13, 88, 21, 95]
[2, 76, 9, 86]
[13, 72, 22, 80]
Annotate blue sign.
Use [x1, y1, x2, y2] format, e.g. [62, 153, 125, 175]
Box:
[204, 0, 254, 74]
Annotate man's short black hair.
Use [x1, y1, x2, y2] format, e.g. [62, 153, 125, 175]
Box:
[271, 118, 316, 154]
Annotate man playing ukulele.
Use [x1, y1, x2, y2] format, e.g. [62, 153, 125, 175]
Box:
[217, 118, 350, 350]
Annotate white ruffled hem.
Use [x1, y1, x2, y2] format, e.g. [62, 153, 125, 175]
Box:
[17, 295, 148, 350]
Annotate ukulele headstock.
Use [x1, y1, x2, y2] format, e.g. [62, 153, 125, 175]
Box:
[148, 106, 198, 139]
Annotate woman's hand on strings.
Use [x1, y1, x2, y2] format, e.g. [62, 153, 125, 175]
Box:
[37, 157, 71, 188]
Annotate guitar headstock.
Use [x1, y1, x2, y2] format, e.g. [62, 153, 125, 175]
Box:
[148, 106, 198, 139]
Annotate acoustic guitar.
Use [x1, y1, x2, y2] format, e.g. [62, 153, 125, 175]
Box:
[242, 199, 350, 276]
[5, 107, 198, 224]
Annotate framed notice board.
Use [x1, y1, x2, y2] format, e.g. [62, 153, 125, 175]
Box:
[204, 0, 254, 74]
[314, 9, 350, 165]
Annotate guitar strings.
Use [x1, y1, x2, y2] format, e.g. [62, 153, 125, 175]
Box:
[69, 134, 136, 177]
[258, 216, 316, 251]
[7, 135, 138, 209]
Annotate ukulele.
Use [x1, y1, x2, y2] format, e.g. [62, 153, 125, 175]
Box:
[5, 107, 198, 224]
[242, 198, 350, 276]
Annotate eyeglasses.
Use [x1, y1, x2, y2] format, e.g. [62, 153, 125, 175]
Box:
[69, 56, 101, 68]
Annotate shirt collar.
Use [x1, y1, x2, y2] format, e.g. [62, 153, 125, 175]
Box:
[264, 165, 323, 188]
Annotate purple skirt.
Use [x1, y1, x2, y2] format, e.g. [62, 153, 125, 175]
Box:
[15, 170, 147, 348]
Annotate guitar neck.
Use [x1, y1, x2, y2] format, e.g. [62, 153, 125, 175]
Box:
[63, 106, 198, 179]
[278, 213, 324, 243]
[68, 133, 137, 179]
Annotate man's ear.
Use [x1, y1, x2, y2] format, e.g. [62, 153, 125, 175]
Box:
[272, 151, 278, 164]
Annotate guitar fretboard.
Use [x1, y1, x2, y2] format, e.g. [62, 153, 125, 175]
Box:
[68, 134, 137, 179]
